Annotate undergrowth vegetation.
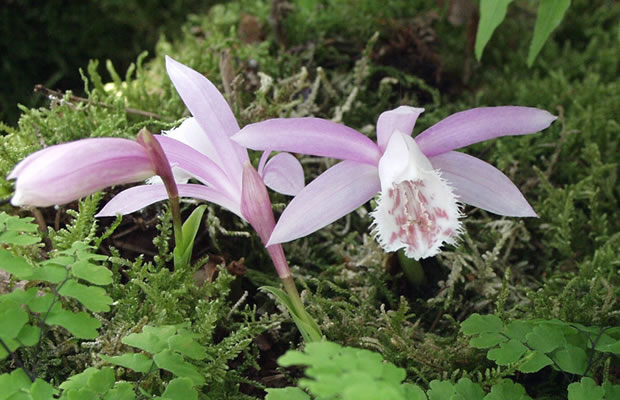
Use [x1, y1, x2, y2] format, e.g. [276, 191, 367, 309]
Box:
[0, 0, 618, 398]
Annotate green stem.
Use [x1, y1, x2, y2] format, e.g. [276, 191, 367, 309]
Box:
[281, 275, 323, 342]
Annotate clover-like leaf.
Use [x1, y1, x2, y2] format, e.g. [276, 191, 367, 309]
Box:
[518, 351, 553, 373]
[46, 309, 101, 339]
[71, 260, 113, 286]
[487, 339, 528, 365]
[461, 314, 503, 335]
[265, 387, 311, 400]
[454, 378, 485, 400]
[0, 249, 34, 279]
[0, 302, 29, 340]
[484, 380, 531, 400]
[470, 332, 507, 349]
[552, 344, 588, 375]
[58, 279, 113, 312]
[153, 349, 205, 385]
[103, 382, 136, 400]
[100, 353, 153, 373]
[567, 377, 605, 400]
[526, 325, 566, 353]
[30, 378, 59, 400]
[159, 377, 198, 400]
[168, 334, 208, 361]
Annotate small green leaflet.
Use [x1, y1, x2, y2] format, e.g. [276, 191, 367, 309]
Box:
[99, 353, 154, 374]
[527, 0, 571, 66]
[475, 0, 514, 60]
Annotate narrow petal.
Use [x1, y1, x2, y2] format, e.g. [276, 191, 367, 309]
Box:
[96, 184, 242, 218]
[429, 151, 537, 217]
[268, 161, 380, 245]
[415, 106, 557, 156]
[165, 56, 248, 180]
[376, 106, 424, 152]
[232, 118, 382, 166]
[10, 139, 155, 207]
[262, 153, 305, 196]
[155, 135, 240, 198]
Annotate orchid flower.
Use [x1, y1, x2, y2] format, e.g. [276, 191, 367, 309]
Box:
[96, 56, 305, 277]
[232, 106, 556, 259]
[9, 130, 166, 208]
[95, 57, 322, 340]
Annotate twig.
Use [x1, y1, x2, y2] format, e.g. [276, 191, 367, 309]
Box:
[0, 337, 35, 382]
[34, 85, 170, 121]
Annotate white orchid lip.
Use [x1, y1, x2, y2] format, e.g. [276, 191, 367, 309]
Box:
[371, 132, 462, 259]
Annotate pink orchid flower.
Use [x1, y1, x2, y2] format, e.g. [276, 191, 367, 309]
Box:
[94, 56, 305, 278]
[232, 106, 556, 259]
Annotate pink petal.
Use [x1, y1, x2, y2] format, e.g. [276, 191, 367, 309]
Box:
[155, 135, 240, 198]
[268, 161, 380, 245]
[96, 184, 242, 218]
[232, 118, 382, 166]
[376, 106, 424, 152]
[262, 153, 305, 196]
[165, 56, 248, 180]
[9, 139, 155, 207]
[415, 106, 557, 156]
[429, 151, 537, 217]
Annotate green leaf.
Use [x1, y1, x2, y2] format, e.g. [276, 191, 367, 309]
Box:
[553, 344, 588, 375]
[104, 382, 136, 400]
[0, 369, 32, 400]
[461, 314, 503, 335]
[28, 293, 55, 313]
[427, 380, 455, 400]
[122, 325, 177, 354]
[0, 249, 34, 279]
[173, 205, 207, 269]
[484, 380, 531, 400]
[58, 279, 112, 312]
[30, 378, 58, 400]
[167, 334, 208, 360]
[29, 264, 68, 283]
[402, 383, 427, 400]
[470, 332, 507, 349]
[567, 377, 605, 400]
[527, 0, 571, 66]
[63, 388, 99, 400]
[0, 213, 40, 246]
[265, 387, 311, 400]
[160, 377, 198, 400]
[518, 351, 553, 373]
[475, 0, 514, 60]
[0, 303, 29, 340]
[153, 349, 205, 385]
[261, 286, 322, 342]
[87, 367, 115, 394]
[46, 309, 101, 339]
[100, 353, 154, 373]
[454, 378, 485, 400]
[71, 260, 113, 285]
[525, 325, 566, 353]
[17, 324, 41, 346]
[602, 381, 620, 400]
[504, 320, 534, 341]
[487, 339, 528, 365]
[59, 367, 98, 391]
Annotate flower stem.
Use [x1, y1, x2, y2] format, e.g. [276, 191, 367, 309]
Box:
[398, 249, 426, 286]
